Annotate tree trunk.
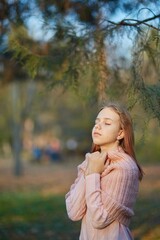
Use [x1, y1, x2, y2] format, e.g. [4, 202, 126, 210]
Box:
[97, 43, 108, 104]
[11, 82, 23, 176]
[95, 33, 109, 105]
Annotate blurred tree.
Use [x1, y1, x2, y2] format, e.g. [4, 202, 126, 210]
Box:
[0, 0, 36, 175]
[6, 0, 160, 108]
[131, 28, 160, 121]
[1, 0, 160, 175]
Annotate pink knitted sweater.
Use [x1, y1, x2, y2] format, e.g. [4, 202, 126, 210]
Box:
[65, 148, 139, 240]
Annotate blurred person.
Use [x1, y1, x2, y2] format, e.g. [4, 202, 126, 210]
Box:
[45, 138, 61, 162]
[65, 102, 143, 240]
[32, 145, 43, 162]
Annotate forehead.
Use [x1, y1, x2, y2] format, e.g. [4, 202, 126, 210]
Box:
[97, 107, 120, 122]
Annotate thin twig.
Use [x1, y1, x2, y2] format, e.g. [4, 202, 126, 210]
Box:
[107, 13, 160, 31]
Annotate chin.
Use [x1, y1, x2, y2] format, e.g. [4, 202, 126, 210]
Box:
[93, 141, 103, 146]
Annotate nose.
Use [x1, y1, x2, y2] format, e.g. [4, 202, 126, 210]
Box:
[95, 122, 101, 129]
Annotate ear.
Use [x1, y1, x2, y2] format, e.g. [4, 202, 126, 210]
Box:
[117, 129, 124, 140]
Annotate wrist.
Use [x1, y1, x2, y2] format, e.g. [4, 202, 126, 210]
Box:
[85, 171, 100, 177]
[86, 168, 100, 175]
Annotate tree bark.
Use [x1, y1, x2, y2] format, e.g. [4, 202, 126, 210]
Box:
[11, 82, 23, 176]
[95, 33, 109, 105]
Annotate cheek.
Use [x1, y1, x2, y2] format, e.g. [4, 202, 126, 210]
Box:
[91, 127, 95, 137]
[104, 126, 119, 137]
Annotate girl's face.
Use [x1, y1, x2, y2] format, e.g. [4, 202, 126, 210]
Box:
[92, 107, 124, 151]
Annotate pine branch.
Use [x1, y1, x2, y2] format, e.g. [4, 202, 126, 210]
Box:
[106, 13, 160, 31]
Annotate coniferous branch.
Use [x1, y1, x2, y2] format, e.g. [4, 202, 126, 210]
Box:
[106, 13, 160, 31]
[132, 29, 160, 122]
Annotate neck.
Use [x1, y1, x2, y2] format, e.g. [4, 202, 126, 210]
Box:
[100, 142, 119, 153]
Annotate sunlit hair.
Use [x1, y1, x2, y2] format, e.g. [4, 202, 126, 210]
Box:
[91, 102, 143, 181]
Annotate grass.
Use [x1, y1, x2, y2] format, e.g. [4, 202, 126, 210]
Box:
[0, 191, 160, 240]
[0, 191, 159, 240]
[0, 193, 80, 240]
[0, 159, 159, 240]
[132, 197, 160, 240]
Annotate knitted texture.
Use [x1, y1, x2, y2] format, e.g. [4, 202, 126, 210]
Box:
[65, 148, 139, 240]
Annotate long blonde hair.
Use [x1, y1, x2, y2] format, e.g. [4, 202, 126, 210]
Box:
[91, 102, 144, 181]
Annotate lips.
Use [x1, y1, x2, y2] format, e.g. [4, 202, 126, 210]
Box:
[93, 132, 101, 136]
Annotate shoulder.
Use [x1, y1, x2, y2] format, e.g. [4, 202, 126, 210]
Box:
[108, 148, 138, 171]
[101, 148, 139, 178]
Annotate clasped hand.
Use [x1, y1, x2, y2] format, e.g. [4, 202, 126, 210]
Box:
[85, 151, 107, 176]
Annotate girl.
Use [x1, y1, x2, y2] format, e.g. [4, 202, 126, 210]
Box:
[65, 102, 143, 240]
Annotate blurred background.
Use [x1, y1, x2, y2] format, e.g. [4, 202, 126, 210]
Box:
[0, 0, 160, 239]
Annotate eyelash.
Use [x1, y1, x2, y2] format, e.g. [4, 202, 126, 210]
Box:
[94, 122, 111, 125]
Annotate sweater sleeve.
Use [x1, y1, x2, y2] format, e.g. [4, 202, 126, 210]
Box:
[85, 167, 138, 229]
[65, 161, 87, 221]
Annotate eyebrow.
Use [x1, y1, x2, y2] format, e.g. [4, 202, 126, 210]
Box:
[96, 117, 113, 121]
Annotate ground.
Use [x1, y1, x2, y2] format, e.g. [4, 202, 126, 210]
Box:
[0, 156, 160, 240]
